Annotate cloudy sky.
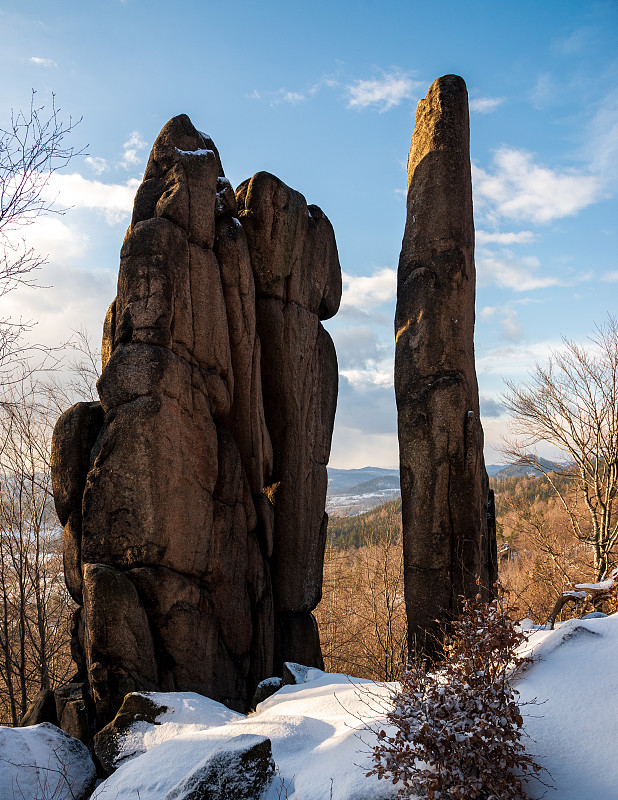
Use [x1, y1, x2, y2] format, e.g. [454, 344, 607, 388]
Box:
[1, 0, 617, 468]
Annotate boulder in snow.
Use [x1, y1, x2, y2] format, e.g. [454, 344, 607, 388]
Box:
[19, 688, 59, 727]
[164, 733, 274, 800]
[251, 676, 283, 709]
[94, 691, 168, 773]
[94, 691, 243, 774]
[282, 661, 324, 686]
[0, 722, 96, 800]
[55, 681, 91, 743]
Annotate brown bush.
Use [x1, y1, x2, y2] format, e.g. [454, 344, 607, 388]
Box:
[368, 589, 544, 799]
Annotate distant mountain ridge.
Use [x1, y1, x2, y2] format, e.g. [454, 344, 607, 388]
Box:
[329, 474, 400, 497]
[326, 461, 563, 517]
[327, 466, 400, 493]
[327, 467, 400, 516]
[488, 457, 564, 479]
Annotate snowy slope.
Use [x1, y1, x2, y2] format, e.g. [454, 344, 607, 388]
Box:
[92, 671, 396, 800]
[516, 615, 618, 799]
[91, 616, 618, 799]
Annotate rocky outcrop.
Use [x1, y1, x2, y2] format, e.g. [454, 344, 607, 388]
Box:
[394, 75, 497, 657]
[19, 689, 59, 728]
[237, 173, 340, 671]
[94, 693, 169, 774]
[93, 691, 243, 776]
[51, 116, 340, 731]
[165, 734, 275, 800]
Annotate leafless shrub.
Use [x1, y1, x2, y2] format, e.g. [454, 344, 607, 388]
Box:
[368, 588, 545, 799]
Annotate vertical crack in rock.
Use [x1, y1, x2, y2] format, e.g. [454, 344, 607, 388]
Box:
[51, 116, 341, 732]
[394, 75, 497, 659]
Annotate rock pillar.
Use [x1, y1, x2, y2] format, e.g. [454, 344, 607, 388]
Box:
[51, 117, 341, 730]
[394, 75, 497, 658]
[236, 173, 341, 671]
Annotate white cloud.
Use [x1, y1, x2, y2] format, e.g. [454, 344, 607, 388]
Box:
[469, 96, 504, 114]
[586, 88, 618, 182]
[480, 304, 525, 342]
[332, 325, 394, 395]
[329, 425, 398, 470]
[500, 307, 523, 342]
[477, 339, 564, 376]
[309, 77, 339, 95]
[602, 271, 618, 282]
[84, 156, 109, 175]
[473, 148, 602, 224]
[340, 267, 397, 312]
[480, 396, 504, 418]
[121, 131, 148, 169]
[480, 306, 496, 320]
[43, 173, 139, 224]
[476, 230, 535, 245]
[249, 76, 339, 106]
[19, 216, 90, 262]
[278, 90, 305, 105]
[476, 247, 563, 291]
[340, 367, 393, 389]
[5, 262, 117, 353]
[552, 27, 593, 56]
[346, 72, 419, 112]
[248, 87, 307, 106]
[29, 56, 57, 68]
[331, 326, 387, 369]
[530, 72, 554, 109]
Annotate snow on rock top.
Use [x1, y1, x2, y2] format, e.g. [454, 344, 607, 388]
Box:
[116, 691, 243, 765]
[92, 672, 396, 800]
[175, 146, 215, 156]
[574, 579, 615, 591]
[0, 722, 96, 800]
[282, 661, 325, 685]
[90, 616, 618, 800]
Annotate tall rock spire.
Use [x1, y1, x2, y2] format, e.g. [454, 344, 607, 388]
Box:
[394, 75, 497, 657]
[50, 116, 341, 732]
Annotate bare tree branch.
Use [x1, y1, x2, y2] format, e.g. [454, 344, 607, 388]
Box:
[501, 315, 618, 581]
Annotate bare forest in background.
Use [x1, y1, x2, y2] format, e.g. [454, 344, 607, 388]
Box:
[314, 467, 618, 681]
[0, 382, 74, 725]
[0, 95, 83, 725]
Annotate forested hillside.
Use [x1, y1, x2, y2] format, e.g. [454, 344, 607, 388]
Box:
[326, 498, 401, 549]
[316, 468, 612, 678]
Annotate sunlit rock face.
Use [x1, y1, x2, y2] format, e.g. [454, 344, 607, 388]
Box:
[51, 116, 340, 730]
[394, 75, 497, 658]
[236, 173, 340, 672]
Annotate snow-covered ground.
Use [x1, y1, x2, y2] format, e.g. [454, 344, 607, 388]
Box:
[516, 614, 618, 799]
[326, 488, 400, 517]
[85, 614, 618, 799]
[92, 671, 395, 800]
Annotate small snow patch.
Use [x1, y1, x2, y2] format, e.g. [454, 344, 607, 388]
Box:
[175, 146, 214, 157]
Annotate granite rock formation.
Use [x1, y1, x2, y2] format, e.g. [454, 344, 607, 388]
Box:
[51, 115, 340, 731]
[236, 173, 340, 671]
[394, 75, 497, 657]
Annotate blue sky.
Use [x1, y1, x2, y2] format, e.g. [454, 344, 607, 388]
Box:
[2, 0, 617, 468]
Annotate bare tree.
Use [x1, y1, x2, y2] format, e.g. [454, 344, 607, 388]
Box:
[0, 380, 73, 726]
[497, 487, 593, 623]
[0, 92, 82, 379]
[46, 326, 101, 415]
[0, 95, 83, 725]
[502, 315, 618, 582]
